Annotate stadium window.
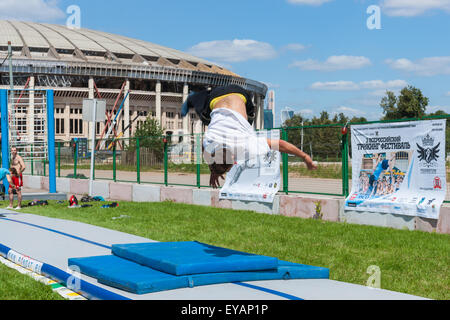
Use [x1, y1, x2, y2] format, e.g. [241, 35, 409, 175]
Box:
[17, 119, 27, 133]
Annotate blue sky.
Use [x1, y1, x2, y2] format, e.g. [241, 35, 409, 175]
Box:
[2, 0, 449, 125]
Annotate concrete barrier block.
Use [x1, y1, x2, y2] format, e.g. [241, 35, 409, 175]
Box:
[92, 181, 110, 200]
[415, 217, 438, 233]
[279, 195, 316, 219]
[161, 186, 193, 204]
[437, 207, 450, 234]
[231, 196, 280, 215]
[56, 178, 71, 193]
[318, 198, 340, 222]
[70, 179, 89, 196]
[193, 189, 211, 207]
[211, 190, 232, 209]
[385, 212, 415, 231]
[109, 182, 133, 201]
[24, 175, 42, 190]
[133, 184, 161, 203]
[341, 210, 415, 230]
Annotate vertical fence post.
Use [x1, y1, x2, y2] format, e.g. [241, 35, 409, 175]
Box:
[164, 136, 168, 187]
[1, 90, 9, 194]
[341, 126, 350, 197]
[282, 127, 289, 195]
[196, 133, 201, 188]
[57, 142, 61, 178]
[46, 90, 56, 193]
[113, 143, 116, 182]
[31, 144, 34, 176]
[74, 140, 78, 178]
[92, 138, 96, 181]
[136, 137, 141, 184]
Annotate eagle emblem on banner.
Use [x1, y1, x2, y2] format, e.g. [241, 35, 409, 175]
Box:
[416, 134, 440, 164]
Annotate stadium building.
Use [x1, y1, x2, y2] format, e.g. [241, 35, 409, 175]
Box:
[0, 20, 268, 146]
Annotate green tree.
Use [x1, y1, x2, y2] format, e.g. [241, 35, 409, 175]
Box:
[281, 111, 366, 161]
[380, 86, 429, 120]
[128, 117, 165, 160]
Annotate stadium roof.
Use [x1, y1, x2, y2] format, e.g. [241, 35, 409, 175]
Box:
[0, 20, 267, 96]
[0, 20, 236, 76]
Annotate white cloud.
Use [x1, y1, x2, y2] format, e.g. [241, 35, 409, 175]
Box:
[385, 57, 450, 76]
[281, 43, 308, 52]
[287, 0, 334, 6]
[310, 79, 407, 91]
[336, 106, 365, 115]
[310, 81, 359, 91]
[187, 39, 277, 63]
[381, 0, 450, 17]
[360, 79, 408, 89]
[0, 0, 65, 22]
[445, 91, 450, 96]
[290, 55, 372, 72]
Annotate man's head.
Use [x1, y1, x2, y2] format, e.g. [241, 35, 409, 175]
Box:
[11, 147, 17, 157]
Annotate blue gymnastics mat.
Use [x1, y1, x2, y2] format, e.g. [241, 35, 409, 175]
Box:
[69, 255, 329, 295]
[111, 241, 279, 275]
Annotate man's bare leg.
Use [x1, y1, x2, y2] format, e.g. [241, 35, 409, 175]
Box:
[17, 190, 22, 209]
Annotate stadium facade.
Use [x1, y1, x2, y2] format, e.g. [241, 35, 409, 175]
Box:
[0, 20, 268, 145]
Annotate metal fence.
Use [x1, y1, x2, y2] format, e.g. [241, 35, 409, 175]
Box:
[15, 115, 450, 202]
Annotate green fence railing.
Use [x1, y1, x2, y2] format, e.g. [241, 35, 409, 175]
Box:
[14, 114, 450, 202]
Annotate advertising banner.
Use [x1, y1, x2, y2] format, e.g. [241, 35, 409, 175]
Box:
[219, 130, 281, 203]
[345, 119, 446, 219]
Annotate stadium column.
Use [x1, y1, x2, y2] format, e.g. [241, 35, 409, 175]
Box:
[156, 81, 162, 127]
[124, 80, 130, 139]
[182, 83, 189, 136]
[27, 76, 35, 145]
[64, 104, 70, 141]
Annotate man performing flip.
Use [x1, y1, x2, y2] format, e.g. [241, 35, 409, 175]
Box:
[182, 85, 317, 188]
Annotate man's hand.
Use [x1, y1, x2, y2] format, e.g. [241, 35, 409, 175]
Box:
[305, 157, 318, 170]
[210, 172, 225, 189]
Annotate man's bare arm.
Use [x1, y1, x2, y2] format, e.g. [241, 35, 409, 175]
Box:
[18, 156, 26, 173]
[267, 139, 317, 170]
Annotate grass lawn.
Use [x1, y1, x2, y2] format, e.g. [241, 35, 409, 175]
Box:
[0, 262, 64, 300]
[1, 200, 449, 300]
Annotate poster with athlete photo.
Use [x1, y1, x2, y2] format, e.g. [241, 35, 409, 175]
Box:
[219, 130, 281, 203]
[345, 119, 447, 219]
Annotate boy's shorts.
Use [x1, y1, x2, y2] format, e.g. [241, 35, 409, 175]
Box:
[11, 175, 23, 190]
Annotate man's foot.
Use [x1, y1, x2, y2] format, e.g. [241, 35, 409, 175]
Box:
[6, 206, 13, 209]
[15, 206, 22, 210]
